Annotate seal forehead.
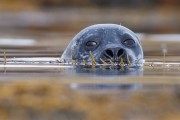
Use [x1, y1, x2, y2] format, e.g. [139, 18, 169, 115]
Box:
[76, 24, 137, 40]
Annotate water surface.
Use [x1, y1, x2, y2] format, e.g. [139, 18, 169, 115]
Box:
[0, 34, 180, 120]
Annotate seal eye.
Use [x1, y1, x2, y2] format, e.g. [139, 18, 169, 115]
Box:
[86, 41, 97, 47]
[123, 39, 135, 47]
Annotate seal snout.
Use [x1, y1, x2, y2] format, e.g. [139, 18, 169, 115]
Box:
[101, 47, 125, 62]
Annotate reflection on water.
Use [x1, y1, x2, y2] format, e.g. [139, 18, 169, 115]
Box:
[70, 66, 143, 76]
[70, 83, 142, 91]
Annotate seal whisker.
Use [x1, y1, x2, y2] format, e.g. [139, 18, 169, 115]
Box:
[120, 58, 124, 66]
[100, 58, 107, 64]
[83, 60, 87, 66]
[72, 60, 76, 65]
[109, 59, 115, 65]
[120, 57, 124, 71]
[89, 51, 97, 66]
[126, 54, 131, 68]
[4, 49, 6, 65]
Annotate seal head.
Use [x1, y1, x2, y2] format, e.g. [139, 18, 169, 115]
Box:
[61, 24, 143, 67]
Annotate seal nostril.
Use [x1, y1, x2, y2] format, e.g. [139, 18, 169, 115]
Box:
[117, 49, 124, 57]
[105, 49, 114, 58]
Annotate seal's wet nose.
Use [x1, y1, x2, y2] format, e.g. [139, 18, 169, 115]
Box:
[103, 48, 125, 61]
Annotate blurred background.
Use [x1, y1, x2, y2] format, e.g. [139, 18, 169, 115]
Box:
[0, 0, 179, 33]
[0, 0, 179, 57]
[0, 1, 180, 120]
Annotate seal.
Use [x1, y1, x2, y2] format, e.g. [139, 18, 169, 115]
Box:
[61, 24, 143, 67]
